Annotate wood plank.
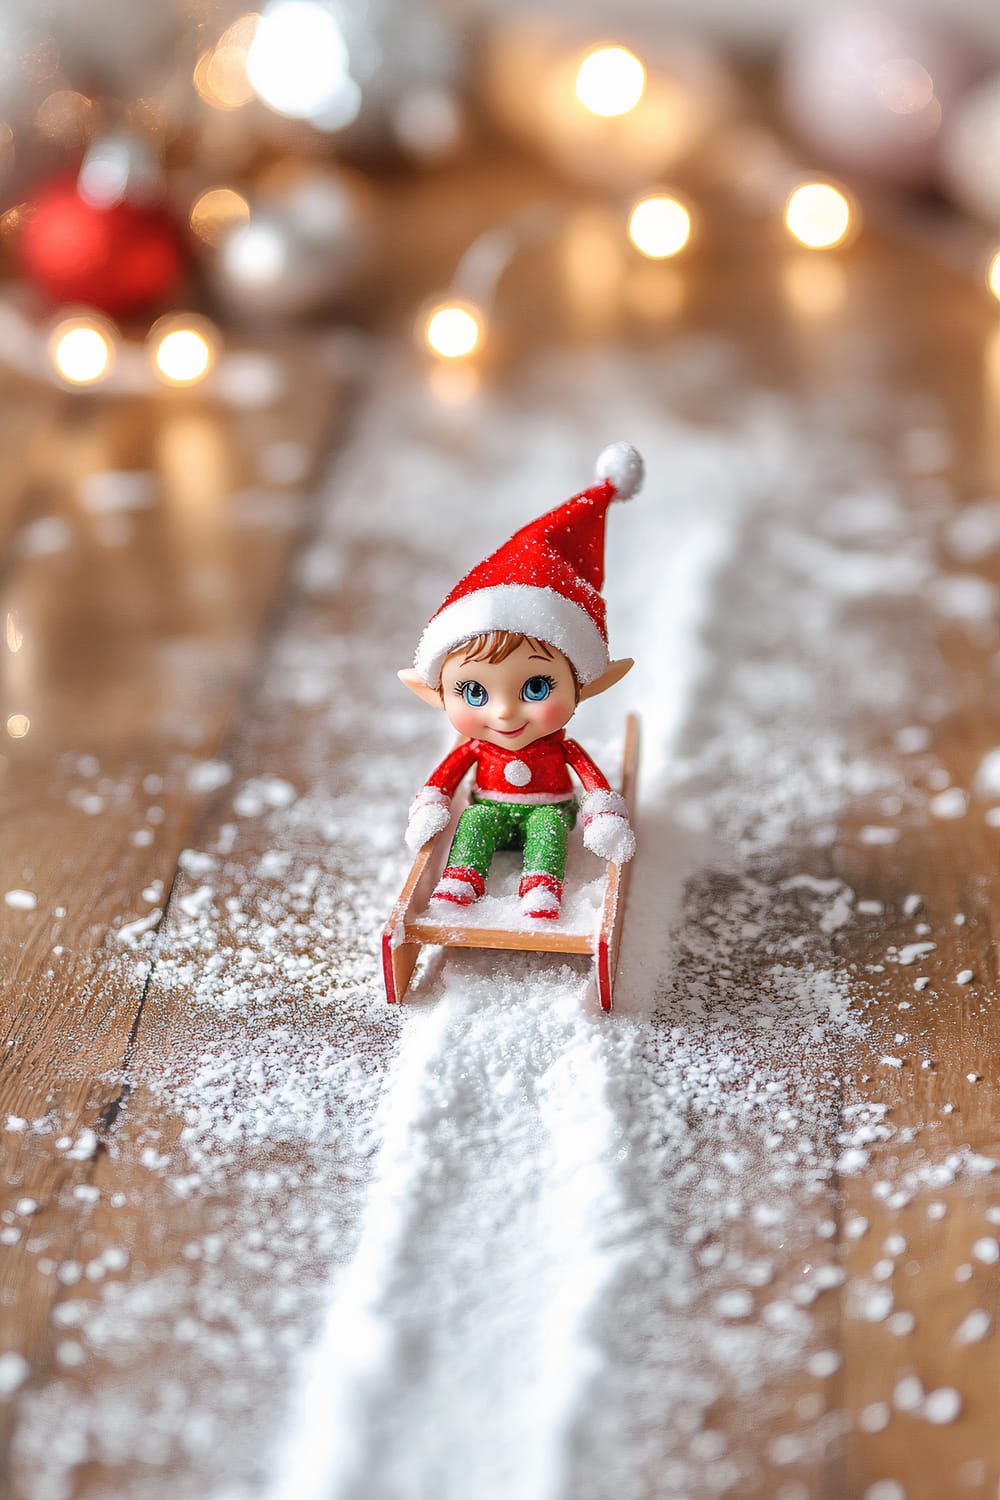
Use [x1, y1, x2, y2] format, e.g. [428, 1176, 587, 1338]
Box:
[0, 341, 343, 1475]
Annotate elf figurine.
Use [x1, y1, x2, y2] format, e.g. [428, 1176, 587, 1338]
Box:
[398, 442, 642, 921]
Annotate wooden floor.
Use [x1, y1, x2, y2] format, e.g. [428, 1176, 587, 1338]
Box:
[3, 157, 1000, 1500]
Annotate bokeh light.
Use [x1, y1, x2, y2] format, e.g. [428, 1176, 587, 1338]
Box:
[150, 318, 217, 386]
[784, 182, 854, 250]
[5, 612, 23, 653]
[423, 301, 484, 359]
[49, 319, 115, 385]
[6, 714, 30, 740]
[194, 14, 259, 110]
[987, 250, 1000, 303]
[246, 1, 360, 126]
[627, 195, 692, 259]
[190, 187, 251, 247]
[575, 46, 646, 118]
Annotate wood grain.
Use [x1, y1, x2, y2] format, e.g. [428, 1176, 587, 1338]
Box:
[3, 154, 1000, 1500]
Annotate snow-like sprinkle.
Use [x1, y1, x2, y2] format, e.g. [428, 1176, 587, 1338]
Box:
[233, 776, 298, 817]
[859, 826, 900, 845]
[186, 760, 233, 795]
[922, 1387, 962, 1424]
[0, 1354, 29, 1399]
[893, 1376, 924, 1412]
[956, 970, 974, 985]
[954, 1309, 991, 1345]
[928, 787, 968, 820]
[864, 1482, 906, 1500]
[896, 942, 935, 966]
[859, 1402, 890, 1434]
[4, 889, 37, 911]
[971, 1237, 999, 1264]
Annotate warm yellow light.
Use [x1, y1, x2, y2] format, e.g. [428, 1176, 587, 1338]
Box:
[153, 325, 215, 386]
[6, 714, 29, 739]
[50, 321, 114, 385]
[190, 186, 251, 247]
[627, 195, 692, 259]
[246, 1, 358, 126]
[575, 46, 646, 118]
[784, 183, 854, 250]
[424, 302, 483, 360]
[5, 612, 22, 653]
[987, 250, 1000, 302]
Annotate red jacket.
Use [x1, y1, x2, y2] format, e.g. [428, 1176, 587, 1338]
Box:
[424, 730, 610, 805]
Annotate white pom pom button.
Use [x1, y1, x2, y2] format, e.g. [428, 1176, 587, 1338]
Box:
[504, 759, 531, 787]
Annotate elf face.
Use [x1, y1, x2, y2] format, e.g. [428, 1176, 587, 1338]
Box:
[439, 637, 578, 751]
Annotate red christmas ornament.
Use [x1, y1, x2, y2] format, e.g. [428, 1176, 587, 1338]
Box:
[18, 172, 185, 317]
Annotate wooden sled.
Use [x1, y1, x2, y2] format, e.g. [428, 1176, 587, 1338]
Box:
[381, 714, 640, 1012]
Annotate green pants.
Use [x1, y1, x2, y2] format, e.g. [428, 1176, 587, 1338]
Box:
[447, 798, 577, 883]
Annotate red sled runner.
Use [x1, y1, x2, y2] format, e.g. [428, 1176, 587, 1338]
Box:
[381, 714, 639, 1012]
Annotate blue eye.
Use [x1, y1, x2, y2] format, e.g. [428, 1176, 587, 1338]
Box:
[521, 675, 553, 703]
[460, 681, 489, 708]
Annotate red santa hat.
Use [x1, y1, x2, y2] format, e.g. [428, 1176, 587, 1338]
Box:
[413, 442, 644, 687]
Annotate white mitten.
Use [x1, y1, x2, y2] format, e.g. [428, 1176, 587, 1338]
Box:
[581, 790, 635, 865]
[405, 786, 451, 852]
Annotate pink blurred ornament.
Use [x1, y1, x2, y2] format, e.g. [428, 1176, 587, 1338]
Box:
[779, 8, 983, 185]
[940, 75, 1000, 225]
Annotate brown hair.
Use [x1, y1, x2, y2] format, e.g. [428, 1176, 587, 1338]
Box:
[454, 631, 556, 666]
[443, 632, 580, 700]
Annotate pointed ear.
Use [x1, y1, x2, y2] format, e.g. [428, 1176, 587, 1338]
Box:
[579, 658, 634, 702]
[398, 668, 444, 709]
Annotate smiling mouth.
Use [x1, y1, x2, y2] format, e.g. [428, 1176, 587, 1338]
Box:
[493, 723, 528, 737]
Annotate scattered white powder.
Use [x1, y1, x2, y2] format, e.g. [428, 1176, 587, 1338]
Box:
[971, 1237, 999, 1264]
[956, 970, 974, 985]
[928, 787, 968, 820]
[186, 760, 233, 795]
[896, 942, 935, 966]
[946, 497, 1000, 561]
[895, 726, 930, 754]
[953, 1309, 991, 1345]
[893, 1375, 924, 1412]
[78, 470, 155, 514]
[4, 890, 36, 911]
[858, 1402, 890, 1434]
[233, 776, 298, 817]
[0, 1354, 29, 1399]
[922, 1387, 962, 1424]
[975, 747, 1000, 798]
[859, 826, 900, 845]
[864, 1482, 905, 1500]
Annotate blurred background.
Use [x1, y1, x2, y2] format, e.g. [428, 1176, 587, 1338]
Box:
[3, 0, 1000, 398]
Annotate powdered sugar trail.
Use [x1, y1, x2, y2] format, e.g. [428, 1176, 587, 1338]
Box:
[259, 349, 916, 1500]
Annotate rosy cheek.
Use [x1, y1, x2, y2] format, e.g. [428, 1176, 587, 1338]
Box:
[535, 696, 573, 732]
[444, 699, 479, 736]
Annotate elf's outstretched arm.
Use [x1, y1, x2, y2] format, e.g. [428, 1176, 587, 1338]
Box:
[564, 738, 636, 865]
[405, 739, 477, 852]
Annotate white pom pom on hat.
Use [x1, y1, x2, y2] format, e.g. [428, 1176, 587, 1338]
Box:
[413, 443, 645, 686]
[595, 441, 644, 500]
